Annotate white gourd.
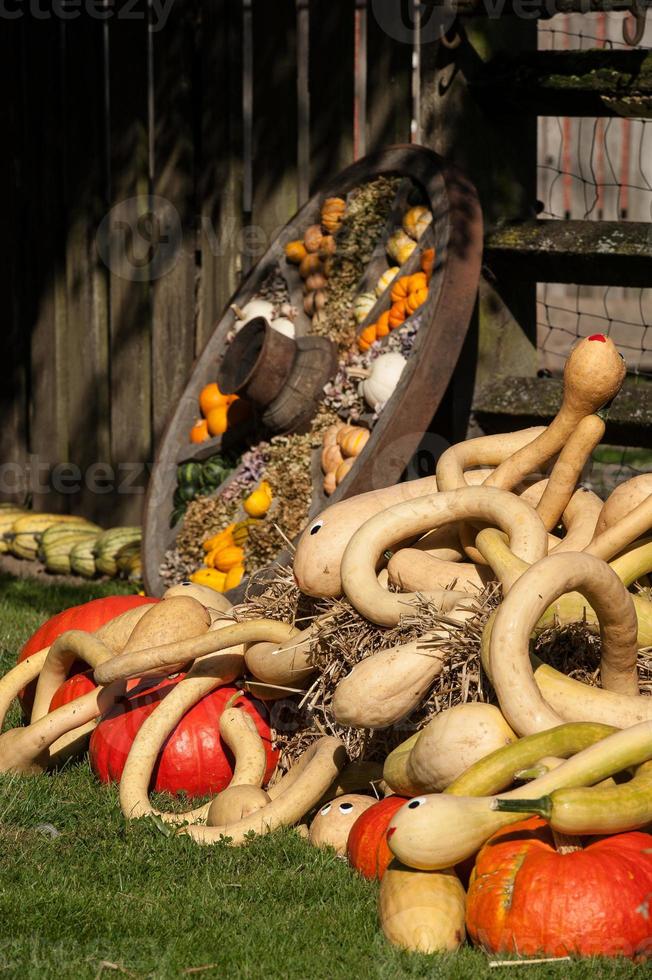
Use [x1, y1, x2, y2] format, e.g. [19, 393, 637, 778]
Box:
[375, 267, 400, 297]
[354, 292, 377, 324]
[359, 352, 407, 411]
[232, 300, 275, 331]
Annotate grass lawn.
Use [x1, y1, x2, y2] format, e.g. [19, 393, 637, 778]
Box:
[0, 572, 646, 979]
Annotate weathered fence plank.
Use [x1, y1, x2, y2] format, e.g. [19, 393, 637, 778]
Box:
[309, 0, 355, 190]
[196, 0, 244, 353]
[106, 16, 152, 524]
[150, 2, 197, 445]
[62, 16, 112, 521]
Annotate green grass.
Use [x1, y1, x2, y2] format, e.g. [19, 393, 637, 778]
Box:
[0, 572, 646, 978]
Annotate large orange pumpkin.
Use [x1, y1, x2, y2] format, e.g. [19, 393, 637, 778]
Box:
[17, 595, 157, 714]
[347, 796, 408, 880]
[466, 817, 652, 960]
[89, 678, 278, 798]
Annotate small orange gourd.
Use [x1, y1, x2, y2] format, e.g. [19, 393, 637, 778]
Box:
[388, 302, 407, 330]
[213, 545, 245, 573]
[190, 419, 209, 444]
[376, 310, 391, 338]
[335, 457, 355, 485]
[206, 405, 229, 437]
[358, 324, 378, 351]
[340, 428, 370, 458]
[321, 197, 346, 233]
[406, 286, 428, 313]
[285, 240, 307, 264]
[299, 253, 322, 279]
[390, 277, 412, 303]
[421, 248, 435, 279]
[303, 225, 324, 253]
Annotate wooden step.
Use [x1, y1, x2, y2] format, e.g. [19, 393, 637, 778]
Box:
[471, 50, 652, 118]
[484, 220, 652, 287]
[473, 376, 652, 448]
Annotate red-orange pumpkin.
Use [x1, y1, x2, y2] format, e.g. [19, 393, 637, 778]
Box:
[17, 594, 157, 714]
[89, 678, 278, 798]
[466, 817, 652, 960]
[49, 669, 97, 712]
[347, 796, 408, 880]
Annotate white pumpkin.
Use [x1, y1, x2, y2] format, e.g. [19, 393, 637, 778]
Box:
[402, 205, 433, 241]
[232, 299, 275, 331]
[359, 352, 407, 411]
[270, 317, 296, 339]
[375, 266, 400, 297]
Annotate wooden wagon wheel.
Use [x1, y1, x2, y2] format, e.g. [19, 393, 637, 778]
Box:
[143, 144, 482, 596]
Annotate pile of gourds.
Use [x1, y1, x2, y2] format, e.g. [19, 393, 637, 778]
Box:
[3, 333, 652, 961]
[0, 508, 142, 581]
[358, 251, 434, 352]
[285, 197, 346, 325]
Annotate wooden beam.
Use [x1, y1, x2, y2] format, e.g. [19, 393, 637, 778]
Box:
[472, 50, 652, 118]
[474, 376, 652, 448]
[484, 220, 652, 287]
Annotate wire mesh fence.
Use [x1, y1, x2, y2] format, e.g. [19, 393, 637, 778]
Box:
[537, 11, 651, 492]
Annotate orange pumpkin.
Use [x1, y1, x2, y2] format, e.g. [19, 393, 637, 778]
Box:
[466, 816, 652, 960]
[421, 248, 435, 279]
[405, 286, 428, 313]
[388, 302, 407, 330]
[347, 796, 409, 880]
[318, 235, 336, 258]
[375, 310, 391, 338]
[285, 240, 307, 264]
[321, 196, 346, 233]
[390, 276, 412, 304]
[358, 323, 378, 352]
[190, 418, 209, 443]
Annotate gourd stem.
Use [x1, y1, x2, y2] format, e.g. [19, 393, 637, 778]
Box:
[492, 796, 552, 818]
[551, 830, 583, 854]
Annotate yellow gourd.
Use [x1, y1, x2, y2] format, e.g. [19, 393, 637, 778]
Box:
[224, 564, 245, 590]
[213, 546, 245, 573]
[402, 205, 432, 240]
[203, 525, 235, 553]
[190, 568, 227, 592]
[386, 230, 416, 266]
[243, 482, 273, 518]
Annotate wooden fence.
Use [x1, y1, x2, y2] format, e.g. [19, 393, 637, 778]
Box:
[0, 0, 414, 523]
[1, 1, 650, 525]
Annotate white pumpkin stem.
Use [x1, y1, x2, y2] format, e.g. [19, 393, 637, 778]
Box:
[230, 304, 246, 320]
[346, 368, 370, 380]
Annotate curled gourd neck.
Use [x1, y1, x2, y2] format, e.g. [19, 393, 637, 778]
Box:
[474, 528, 527, 592]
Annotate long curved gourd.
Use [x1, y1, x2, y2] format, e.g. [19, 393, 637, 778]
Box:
[534, 414, 605, 531]
[435, 428, 545, 495]
[0, 681, 124, 774]
[386, 718, 652, 870]
[593, 472, 652, 536]
[485, 336, 625, 493]
[454, 336, 624, 562]
[586, 493, 652, 562]
[498, 759, 652, 835]
[95, 620, 298, 685]
[386, 552, 489, 593]
[177, 737, 347, 846]
[332, 614, 474, 729]
[340, 486, 548, 627]
[490, 552, 640, 734]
